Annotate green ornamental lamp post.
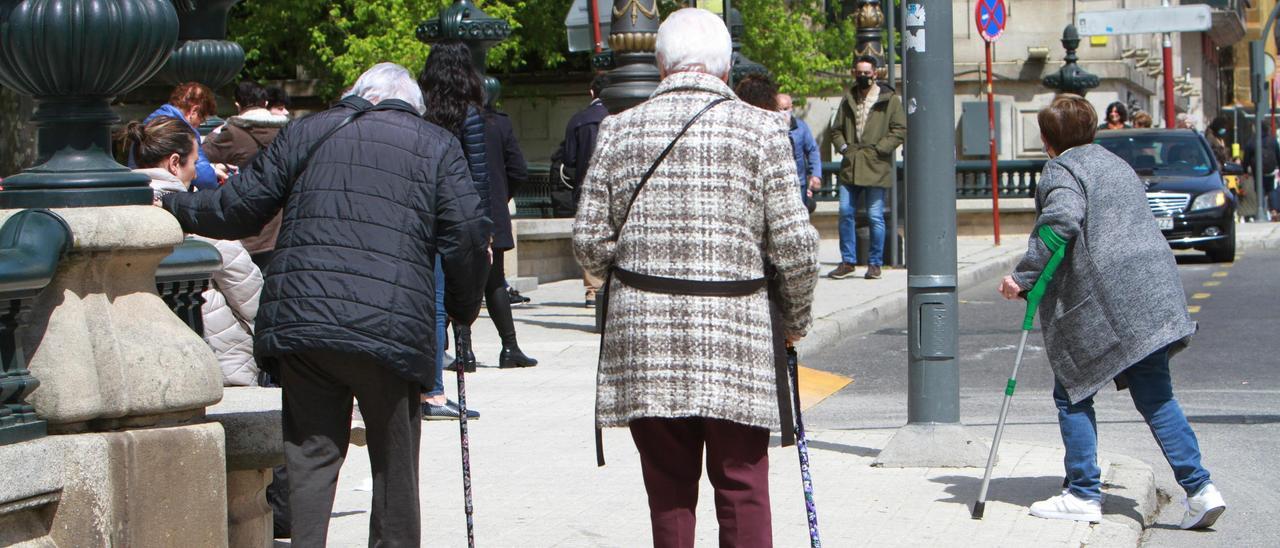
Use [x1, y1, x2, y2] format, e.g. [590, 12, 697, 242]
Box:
[853, 0, 886, 70]
[418, 0, 513, 107]
[0, 0, 180, 208]
[1042, 25, 1100, 96]
[599, 0, 661, 113]
[727, 6, 769, 87]
[153, 0, 246, 135]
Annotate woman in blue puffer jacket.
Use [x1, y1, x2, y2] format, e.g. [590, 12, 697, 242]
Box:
[138, 82, 230, 190]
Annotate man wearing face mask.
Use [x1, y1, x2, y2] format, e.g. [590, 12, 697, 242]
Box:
[827, 55, 906, 280]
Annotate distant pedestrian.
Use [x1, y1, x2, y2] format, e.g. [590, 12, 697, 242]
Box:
[826, 55, 906, 280]
[999, 94, 1225, 529]
[574, 8, 819, 546]
[266, 85, 292, 118]
[778, 93, 823, 211]
[161, 62, 492, 546]
[481, 101, 539, 369]
[1131, 110, 1153, 128]
[202, 80, 291, 270]
[418, 41, 495, 423]
[553, 74, 611, 306]
[1242, 127, 1280, 220]
[123, 116, 263, 386]
[138, 82, 231, 190]
[1099, 101, 1129, 130]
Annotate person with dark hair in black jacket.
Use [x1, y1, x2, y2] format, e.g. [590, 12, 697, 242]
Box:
[552, 73, 610, 306]
[421, 41, 537, 394]
[161, 62, 491, 546]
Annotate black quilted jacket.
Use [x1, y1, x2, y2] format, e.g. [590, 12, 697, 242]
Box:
[163, 96, 492, 386]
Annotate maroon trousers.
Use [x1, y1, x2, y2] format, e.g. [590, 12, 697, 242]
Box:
[629, 417, 773, 548]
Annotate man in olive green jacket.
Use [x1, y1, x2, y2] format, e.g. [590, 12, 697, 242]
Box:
[826, 56, 907, 279]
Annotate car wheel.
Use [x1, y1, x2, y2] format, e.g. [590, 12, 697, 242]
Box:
[1207, 228, 1236, 263]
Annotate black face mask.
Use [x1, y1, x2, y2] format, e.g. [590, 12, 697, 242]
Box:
[856, 75, 873, 89]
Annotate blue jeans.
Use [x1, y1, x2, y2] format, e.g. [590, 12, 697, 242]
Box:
[1053, 345, 1210, 501]
[837, 184, 885, 266]
[428, 256, 446, 397]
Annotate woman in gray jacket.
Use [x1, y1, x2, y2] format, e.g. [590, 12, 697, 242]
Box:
[1000, 95, 1224, 529]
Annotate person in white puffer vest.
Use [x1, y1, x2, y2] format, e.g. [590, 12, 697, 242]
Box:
[119, 115, 264, 386]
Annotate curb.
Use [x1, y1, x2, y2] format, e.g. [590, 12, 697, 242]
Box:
[1086, 452, 1160, 547]
[796, 248, 1025, 357]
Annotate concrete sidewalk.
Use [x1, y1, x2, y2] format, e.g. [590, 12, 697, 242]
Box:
[306, 234, 1194, 547]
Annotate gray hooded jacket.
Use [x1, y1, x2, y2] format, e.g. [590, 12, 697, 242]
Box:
[1013, 144, 1195, 404]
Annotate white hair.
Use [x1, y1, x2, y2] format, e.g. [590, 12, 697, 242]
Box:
[655, 8, 732, 79]
[345, 62, 426, 115]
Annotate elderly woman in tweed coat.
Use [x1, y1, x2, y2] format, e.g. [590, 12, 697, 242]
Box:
[573, 8, 819, 548]
[999, 95, 1224, 530]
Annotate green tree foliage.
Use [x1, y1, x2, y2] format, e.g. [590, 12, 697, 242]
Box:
[228, 0, 867, 99]
[735, 0, 857, 96]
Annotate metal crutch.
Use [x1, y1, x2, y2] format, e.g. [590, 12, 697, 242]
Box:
[972, 225, 1067, 519]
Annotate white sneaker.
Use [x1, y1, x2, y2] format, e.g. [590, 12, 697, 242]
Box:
[1180, 483, 1226, 530]
[1029, 490, 1103, 522]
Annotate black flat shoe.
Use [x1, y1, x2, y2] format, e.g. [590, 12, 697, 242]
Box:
[422, 400, 480, 421]
[498, 346, 538, 368]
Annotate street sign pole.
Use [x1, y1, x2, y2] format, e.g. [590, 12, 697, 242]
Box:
[986, 42, 1000, 245]
[1162, 0, 1175, 128]
[875, 0, 988, 469]
[976, 0, 1006, 246]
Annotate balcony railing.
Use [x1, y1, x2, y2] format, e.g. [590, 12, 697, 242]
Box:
[155, 239, 221, 335]
[513, 159, 1048, 219]
[0, 210, 71, 446]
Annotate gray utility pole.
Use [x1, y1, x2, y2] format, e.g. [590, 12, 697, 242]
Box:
[874, 0, 987, 468]
[1254, 0, 1280, 222]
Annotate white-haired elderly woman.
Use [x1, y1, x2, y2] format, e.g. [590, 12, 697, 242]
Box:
[162, 62, 492, 546]
[574, 8, 819, 546]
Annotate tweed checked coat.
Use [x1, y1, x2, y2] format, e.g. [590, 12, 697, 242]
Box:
[1013, 144, 1195, 404]
[573, 72, 820, 431]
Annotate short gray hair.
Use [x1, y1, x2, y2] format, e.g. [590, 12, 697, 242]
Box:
[655, 8, 732, 79]
[345, 62, 426, 115]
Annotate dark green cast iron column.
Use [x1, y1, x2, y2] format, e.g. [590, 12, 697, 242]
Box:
[0, 0, 180, 208]
[599, 0, 661, 114]
[154, 0, 246, 135]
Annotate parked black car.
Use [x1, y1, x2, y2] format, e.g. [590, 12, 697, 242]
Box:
[1096, 129, 1237, 262]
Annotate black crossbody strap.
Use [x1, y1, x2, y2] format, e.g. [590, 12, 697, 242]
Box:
[614, 97, 731, 239]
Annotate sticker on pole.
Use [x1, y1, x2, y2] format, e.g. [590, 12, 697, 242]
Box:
[975, 0, 1007, 42]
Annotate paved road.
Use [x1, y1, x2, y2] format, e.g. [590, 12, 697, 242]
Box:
[803, 247, 1280, 547]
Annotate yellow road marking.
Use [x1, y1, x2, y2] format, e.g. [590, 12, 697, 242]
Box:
[1203, 281, 1221, 287]
[797, 365, 853, 411]
[1212, 271, 1229, 278]
[1188, 305, 1201, 314]
[1192, 293, 1211, 300]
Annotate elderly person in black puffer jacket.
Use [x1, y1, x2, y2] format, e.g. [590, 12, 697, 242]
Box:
[1000, 94, 1224, 530]
[162, 62, 491, 546]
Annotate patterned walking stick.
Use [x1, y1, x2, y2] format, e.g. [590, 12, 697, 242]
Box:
[453, 324, 477, 548]
[787, 346, 822, 547]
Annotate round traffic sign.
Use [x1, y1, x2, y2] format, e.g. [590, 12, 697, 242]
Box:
[975, 0, 1007, 42]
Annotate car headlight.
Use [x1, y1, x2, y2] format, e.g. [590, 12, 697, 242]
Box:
[1189, 189, 1227, 212]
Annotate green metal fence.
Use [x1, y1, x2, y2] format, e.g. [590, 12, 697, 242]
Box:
[512, 159, 1047, 218]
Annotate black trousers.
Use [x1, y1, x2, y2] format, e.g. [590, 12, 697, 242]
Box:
[278, 352, 423, 547]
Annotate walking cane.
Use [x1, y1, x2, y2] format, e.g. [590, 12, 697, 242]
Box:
[452, 324, 478, 547]
[787, 346, 822, 547]
[972, 225, 1067, 519]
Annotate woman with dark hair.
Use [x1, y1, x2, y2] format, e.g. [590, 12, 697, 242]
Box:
[1100, 101, 1129, 130]
[418, 40, 537, 420]
[119, 116, 262, 387]
[734, 73, 779, 111]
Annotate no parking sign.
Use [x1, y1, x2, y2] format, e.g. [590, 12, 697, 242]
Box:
[975, 0, 1007, 42]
